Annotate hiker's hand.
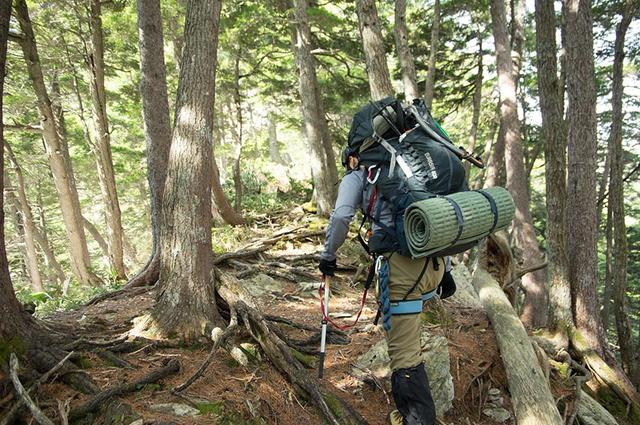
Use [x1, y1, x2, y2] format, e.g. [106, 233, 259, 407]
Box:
[437, 271, 456, 299]
[319, 258, 337, 277]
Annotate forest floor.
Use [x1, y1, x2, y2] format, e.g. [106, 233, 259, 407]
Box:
[28, 210, 573, 425]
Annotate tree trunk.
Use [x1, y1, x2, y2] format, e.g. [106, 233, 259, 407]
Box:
[292, 0, 338, 217]
[82, 216, 110, 261]
[355, 0, 394, 100]
[5, 145, 44, 292]
[268, 110, 284, 164]
[33, 180, 66, 285]
[465, 34, 483, 178]
[14, 0, 100, 287]
[609, 0, 636, 381]
[154, 0, 224, 341]
[510, 0, 525, 86]
[0, 0, 49, 361]
[484, 103, 506, 188]
[394, 0, 419, 101]
[602, 205, 613, 330]
[535, 0, 572, 333]
[471, 267, 563, 425]
[565, 0, 606, 357]
[211, 149, 244, 226]
[5, 173, 43, 292]
[86, 0, 126, 280]
[424, 0, 440, 109]
[490, 0, 548, 328]
[232, 49, 243, 213]
[129, 0, 173, 289]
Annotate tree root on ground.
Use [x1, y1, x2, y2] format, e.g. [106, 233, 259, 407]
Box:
[3, 353, 55, 425]
[68, 358, 180, 422]
[570, 330, 640, 422]
[235, 300, 368, 424]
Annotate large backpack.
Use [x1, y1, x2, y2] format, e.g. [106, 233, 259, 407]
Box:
[347, 97, 471, 257]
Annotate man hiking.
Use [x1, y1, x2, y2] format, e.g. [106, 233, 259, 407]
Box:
[319, 145, 455, 425]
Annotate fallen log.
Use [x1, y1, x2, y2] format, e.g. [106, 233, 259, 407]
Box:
[471, 267, 563, 425]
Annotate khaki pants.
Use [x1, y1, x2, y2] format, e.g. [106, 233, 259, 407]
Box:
[382, 253, 444, 371]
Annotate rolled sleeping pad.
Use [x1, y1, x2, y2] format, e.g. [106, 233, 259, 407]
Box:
[403, 187, 515, 258]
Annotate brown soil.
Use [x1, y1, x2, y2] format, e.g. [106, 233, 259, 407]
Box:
[25, 231, 569, 425]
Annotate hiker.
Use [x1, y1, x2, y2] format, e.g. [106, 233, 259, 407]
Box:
[319, 146, 456, 425]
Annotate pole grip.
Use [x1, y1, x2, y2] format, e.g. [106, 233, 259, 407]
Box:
[318, 352, 326, 378]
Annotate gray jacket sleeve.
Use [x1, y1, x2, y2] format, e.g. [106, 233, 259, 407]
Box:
[320, 171, 364, 262]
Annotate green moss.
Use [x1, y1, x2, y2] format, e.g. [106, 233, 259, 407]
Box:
[589, 386, 640, 423]
[225, 357, 241, 368]
[0, 337, 26, 364]
[195, 400, 224, 416]
[549, 359, 571, 380]
[77, 356, 93, 369]
[292, 349, 316, 367]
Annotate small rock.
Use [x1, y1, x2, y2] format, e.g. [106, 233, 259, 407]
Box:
[483, 407, 511, 423]
[352, 332, 454, 416]
[128, 421, 143, 425]
[244, 274, 284, 297]
[488, 388, 501, 397]
[150, 403, 200, 417]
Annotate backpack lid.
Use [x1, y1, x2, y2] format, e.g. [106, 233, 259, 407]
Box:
[347, 97, 398, 153]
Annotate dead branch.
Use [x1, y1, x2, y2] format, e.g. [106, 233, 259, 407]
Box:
[505, 261, 548, 288]
[57, 398, 70, 425]
[1, 351, 75, 425]
[68, 358, 180, 421]
[6, 353, 55, 425]
[214, 229, 324, 265]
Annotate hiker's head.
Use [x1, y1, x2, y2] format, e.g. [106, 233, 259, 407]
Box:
[341, 146, 359, 170]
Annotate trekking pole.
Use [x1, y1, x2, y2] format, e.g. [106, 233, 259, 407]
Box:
[318, 276, 330, 378]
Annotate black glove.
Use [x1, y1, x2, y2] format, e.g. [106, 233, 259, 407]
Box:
[437, 271, 456, 299]
[319, 258, 337, 277]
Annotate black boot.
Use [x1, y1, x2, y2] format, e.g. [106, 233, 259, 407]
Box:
[390, 364, 436, 425]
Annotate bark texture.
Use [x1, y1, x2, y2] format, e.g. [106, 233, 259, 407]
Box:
[14, 0, 100, 287]
[86, 0, 126, 280]
[424, 0, 440, 109]
[232, 50, 243, 213]
[565, 0, 606, 356]
[292, 0, 338, 217]
[490, 0, 548, 327]
[355, 0, 394, 100]
[394, 0, 419, 101]
[535, 0, 572, 331]
[131, 0, 173, 288]
[154, 0, 224, 340]
[609, 0, 636, 380]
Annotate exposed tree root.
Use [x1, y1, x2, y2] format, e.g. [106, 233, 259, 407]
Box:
[570, 330, 640, 422]
[4, 353, 55, 425]
[215, 270, 367, 424]
[68, 358, 180, 422]
[235, 300, 368, 424]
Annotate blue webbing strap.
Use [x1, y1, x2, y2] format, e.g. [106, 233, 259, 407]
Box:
[421, 288, 437, 302]
[389, 299, 423, 315]
[476, 189, 499, 233]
